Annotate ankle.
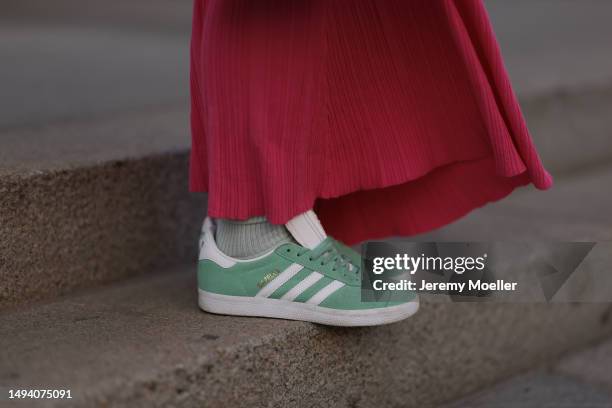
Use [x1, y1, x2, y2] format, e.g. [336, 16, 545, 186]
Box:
[215, 217, 294, 259]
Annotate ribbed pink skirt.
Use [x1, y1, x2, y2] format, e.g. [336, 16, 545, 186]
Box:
[189, 0, 553, 245]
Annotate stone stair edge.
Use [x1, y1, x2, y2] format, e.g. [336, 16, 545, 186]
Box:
[1, 264, 611, 407]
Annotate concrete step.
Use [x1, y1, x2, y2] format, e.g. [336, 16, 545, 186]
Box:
[521, 84, 612, 176]
[1, 164, 612, 407]
[0, 265, 611, 407]
[0, 108, 203, 308]
[417, 165, 612, 243]
[0, 24, 188, 130]
[442, 336, 612, 407]
[488, 0, 612, 99]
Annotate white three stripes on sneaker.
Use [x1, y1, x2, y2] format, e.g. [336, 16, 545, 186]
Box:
[281, 272, 323, 301]
[255, 263, 302, 298]
[256, 263, 345, 305]
[306, 280, 344, 305]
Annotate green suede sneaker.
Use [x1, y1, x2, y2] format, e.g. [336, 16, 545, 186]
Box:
[197, 212, 419, 326]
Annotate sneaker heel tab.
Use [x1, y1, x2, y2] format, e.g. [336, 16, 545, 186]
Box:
[203, 217, 215, 233]
[199, 217, 214, 251]
[199, 218, 238, 267]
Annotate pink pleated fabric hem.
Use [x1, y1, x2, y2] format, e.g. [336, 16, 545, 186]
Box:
[189, 0, 552, 245]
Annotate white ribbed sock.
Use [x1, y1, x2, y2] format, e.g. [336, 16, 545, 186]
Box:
[215, 217, 295, 259]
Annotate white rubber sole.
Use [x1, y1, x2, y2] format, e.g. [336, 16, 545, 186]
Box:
[198, 289, 419, 327]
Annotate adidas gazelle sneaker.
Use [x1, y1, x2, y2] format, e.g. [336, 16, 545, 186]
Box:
[197, 211, 419, 327]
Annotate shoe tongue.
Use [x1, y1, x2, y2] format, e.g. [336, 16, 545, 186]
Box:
[285, 210, 327, 250]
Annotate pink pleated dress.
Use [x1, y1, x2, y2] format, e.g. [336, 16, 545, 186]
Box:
[189, 0, 553, 245]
